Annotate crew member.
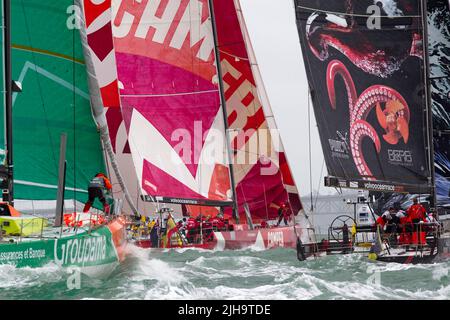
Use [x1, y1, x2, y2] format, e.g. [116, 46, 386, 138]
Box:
[406, 197, 427, 225]
[383, 207, 396, 234]
[210, 215, 226, 231]
[376, 215, 388, 230]
[276, 202, 290, 227]
[83, 173, 112, 214]
[406, 197, 428, 244]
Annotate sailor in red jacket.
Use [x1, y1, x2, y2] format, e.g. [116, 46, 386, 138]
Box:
[376, 215, 387, 229]
[209, 215, 226, 231]
[406, 197, 427, 224]
[83, 173, 112, 214]
[276, 201, 291, 226]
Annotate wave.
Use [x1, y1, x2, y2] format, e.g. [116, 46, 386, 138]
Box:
[105, 248, 450, 300]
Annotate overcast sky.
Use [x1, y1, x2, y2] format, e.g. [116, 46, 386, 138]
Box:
[239, 0, 330, 197]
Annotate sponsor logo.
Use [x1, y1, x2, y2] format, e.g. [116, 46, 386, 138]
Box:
[339, 180, 347, 188]
[54, 236, 107, 267]
[113, 0, 214, 62]
[267, 231, 284, 248]
[168, 198, 199, 205]
[388, 149, 413, 166]
[363, 182, 395, 192]
[0, 248, 46, 263]
[329, 131, 350, 159]
[349, 181, 359, 188]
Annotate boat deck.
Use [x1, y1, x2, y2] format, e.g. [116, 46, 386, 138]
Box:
[0, 212, 110, 244]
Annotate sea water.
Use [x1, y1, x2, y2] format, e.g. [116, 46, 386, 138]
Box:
[0, 245, 449, 300]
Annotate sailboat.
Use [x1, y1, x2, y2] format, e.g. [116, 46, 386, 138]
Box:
[293, 0, 450, 263]
[78, 0, 318, 252]
[0, 0, 128, 277]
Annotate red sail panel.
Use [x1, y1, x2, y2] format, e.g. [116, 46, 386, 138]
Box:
[213, 0, 303, 222]
[111, 0, 233, 204]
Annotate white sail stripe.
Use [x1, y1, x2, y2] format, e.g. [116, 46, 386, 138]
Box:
[121, 89, 219, 98]
[128, 108, 229, 198]
[218, 49, 249, 62]
[13, 61, 90, 106]
[86, 7, 112, 34]
[88, 50, 118, 87]
[15, 180, 88, 193]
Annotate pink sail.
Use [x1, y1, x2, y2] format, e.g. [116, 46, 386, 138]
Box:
[78, 0, 154, 215]
[213, 0, 304, 222]
[111, 0, 233, 205]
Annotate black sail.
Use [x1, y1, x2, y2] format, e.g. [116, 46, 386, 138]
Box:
[294, 0, 433, 194]
[428, 0, 450, 214]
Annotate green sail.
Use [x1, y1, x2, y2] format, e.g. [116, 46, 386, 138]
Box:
[0, 1, 4, 165]
[1, 0, 105, 204]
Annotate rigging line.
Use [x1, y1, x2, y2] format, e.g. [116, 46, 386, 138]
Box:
[73, 0, 77, 209]
[215, 40, 248, 49]
[19, 0, 59, 174]
[314, 160, 325, 210]
[295, 5, 421, 19]
[308, 88, 314, 212]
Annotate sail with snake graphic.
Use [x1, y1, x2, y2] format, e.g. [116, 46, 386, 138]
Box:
[294, 0, 433, 194]
[428, 0, 450, 214]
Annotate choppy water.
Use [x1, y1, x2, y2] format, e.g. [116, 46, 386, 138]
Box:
[1, 245, 449, 300]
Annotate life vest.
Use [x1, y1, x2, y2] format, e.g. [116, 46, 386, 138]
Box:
[63, 213, 83, 228]
[89, 176, 106, 189]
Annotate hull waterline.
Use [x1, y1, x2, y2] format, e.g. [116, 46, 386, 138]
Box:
[0, 217, 127, 278]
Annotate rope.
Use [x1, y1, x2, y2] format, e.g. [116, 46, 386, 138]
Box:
[308, 89, 313, 212]
[295, 4, 421, 19]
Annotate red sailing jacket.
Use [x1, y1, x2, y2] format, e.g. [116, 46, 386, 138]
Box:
[406, 204, 427, 221]
[376, 216, 386, 227]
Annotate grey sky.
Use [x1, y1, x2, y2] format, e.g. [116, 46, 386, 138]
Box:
[240, 0, 330, 197]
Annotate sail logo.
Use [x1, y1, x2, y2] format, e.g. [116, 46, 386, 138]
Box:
[387, 149, 413, 166]
[328, 131, 350, 159]
[267, 231, 284, 248]
[112, 0, 215, 63]
[54, 236, 107, 267]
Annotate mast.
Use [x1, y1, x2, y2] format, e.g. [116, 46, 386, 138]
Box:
[2, 0, 13, 205]
[207, 0, 240, 223]
[420, 0, 437, 211]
